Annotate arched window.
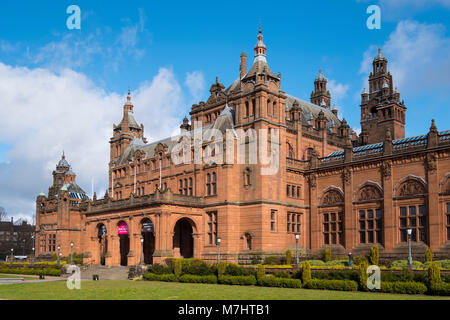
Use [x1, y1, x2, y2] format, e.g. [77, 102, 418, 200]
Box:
[287, 143, 294, 158]
[306, 148, 313, 160]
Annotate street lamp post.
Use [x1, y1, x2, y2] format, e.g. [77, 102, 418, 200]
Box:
[32, 247, 35, 264]
[407, 228, 413, 268]
[295, 233, 300, 266]
[57, 245, 61, 265]
[140, 238, 144, 265]
[70, 242, 74, 265]
[217, 237, 221, 264]
[10, 248, 13, 264]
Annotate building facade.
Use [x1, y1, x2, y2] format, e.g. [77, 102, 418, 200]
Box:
[35, 29, 450, 266]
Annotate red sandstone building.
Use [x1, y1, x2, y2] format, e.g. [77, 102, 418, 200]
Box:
[35, 29, 450, 266]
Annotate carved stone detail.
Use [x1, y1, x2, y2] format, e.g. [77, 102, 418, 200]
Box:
[397, 180, 425, 197]
[426, 153, 437, 173]
[322, 190, 344, 205]
[342, 168, 351, 184]
[308, 174, 317, 189]
[381, 161, 392, 177]
[359, 185, 382, 201]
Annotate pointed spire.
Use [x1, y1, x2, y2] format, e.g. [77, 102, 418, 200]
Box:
[316, 68, 326, 81]
[254, 25, 267, 62]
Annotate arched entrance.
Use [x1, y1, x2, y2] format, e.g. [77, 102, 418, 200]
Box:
[141, 218, 155, 264]
[118, 221, 130, 266]
[173, 218, 194, 258]
[97, 224, 107, 265]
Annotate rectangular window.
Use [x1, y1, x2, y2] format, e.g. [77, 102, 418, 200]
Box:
[287, 212, 301, 234]
[359, 208, 383, 244]
[207, 212, 218, 245]
[447, 203, 450, 241]
[270, 210, 277, 232]
[400, 205, 427, 244]
[323, 212, 344, 245]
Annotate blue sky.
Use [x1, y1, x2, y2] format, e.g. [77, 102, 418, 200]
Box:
[0, 0, 450, 221]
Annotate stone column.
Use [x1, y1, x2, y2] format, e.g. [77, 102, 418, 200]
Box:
[381, 160, 394, 251]
[343, 167, 354, 251]
[309, 174, 320, 251]
[426, 153, 440, 249]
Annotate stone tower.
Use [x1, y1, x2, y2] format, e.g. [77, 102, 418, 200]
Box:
[310, 69, 331, 108]
[360, 48, 406, 145]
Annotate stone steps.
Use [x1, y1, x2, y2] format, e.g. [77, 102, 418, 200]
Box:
[80, 266, 130, 280]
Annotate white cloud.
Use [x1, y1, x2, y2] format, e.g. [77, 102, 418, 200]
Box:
[328, 80, 350, 104]
[0, 63, 186, 222]
[185, 71, 205, 101]
[359, 20, 450, 95]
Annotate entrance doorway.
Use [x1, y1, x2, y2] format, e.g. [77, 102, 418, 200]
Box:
[141, 218, 155, 264]
[97, 224, 107, 265]
[118, 221, 129, 266]
[173, 218, 194, 258]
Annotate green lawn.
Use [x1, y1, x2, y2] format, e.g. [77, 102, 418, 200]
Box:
[0, 280, 448, 300]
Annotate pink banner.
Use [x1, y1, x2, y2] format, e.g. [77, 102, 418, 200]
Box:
[118, 222, 128, 235]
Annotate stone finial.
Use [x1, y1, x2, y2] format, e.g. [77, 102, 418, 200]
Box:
[427, 119, 439, 148]
[383, 128, 393, 155]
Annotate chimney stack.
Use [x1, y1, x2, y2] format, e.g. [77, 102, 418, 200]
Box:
[240, 52, 247, 79]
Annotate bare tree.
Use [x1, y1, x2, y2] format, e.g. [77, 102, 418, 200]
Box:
[0, 207, 7, 222]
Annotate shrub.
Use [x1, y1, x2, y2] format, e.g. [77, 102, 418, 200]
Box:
[425, 248, 433, 263]
[182, 260, 216, 276]
[0, 267, 61, 276]
[143, 273, 177, 282]
[427, 262, 441, 287]
[224, 263, 255, 276]
[312, 270, 359, 282]
[301, 261, 311, 284]
[435, 260, 450, 270]
[259, 276, 301, 288]
[304, 279, 358, 291]
[380, 281, 427, 295]
[428, 282, 450, 296]
[359, 260, 369, 291]
[273, 271, 290, 279]
[146, 263, 173, 275]
[179, 274, 218, 284]
[174, 259, 182, 279]
[219, 275, 257, 286]
[324, 259, 349, 267]
[285, 250, 292, 265]
[353, 255, 368, 266]
[369, 246, 379, 266]
[263, 256, 280, 265]
[391, 260, 423, 269]
[304, 260, 325, 266]
[256, 264, 265, 285]
[323, 249, 331, 262]
[217, 262, 227, 278]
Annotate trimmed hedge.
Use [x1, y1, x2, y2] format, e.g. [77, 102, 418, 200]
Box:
[224, 263, 255, 277]
[219, 275, 257, 286]
[263, 256, 280, 265]
[259, 276, 302, 288]
[380, 281, 427, 295]
[143, 273, 177, 282]
[146, 263, 173, 275]
[304, 279, 358, 291]
[428, 282, 450, 296]
[0, 268, 61, 276]
[179, 274, 218, 284]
